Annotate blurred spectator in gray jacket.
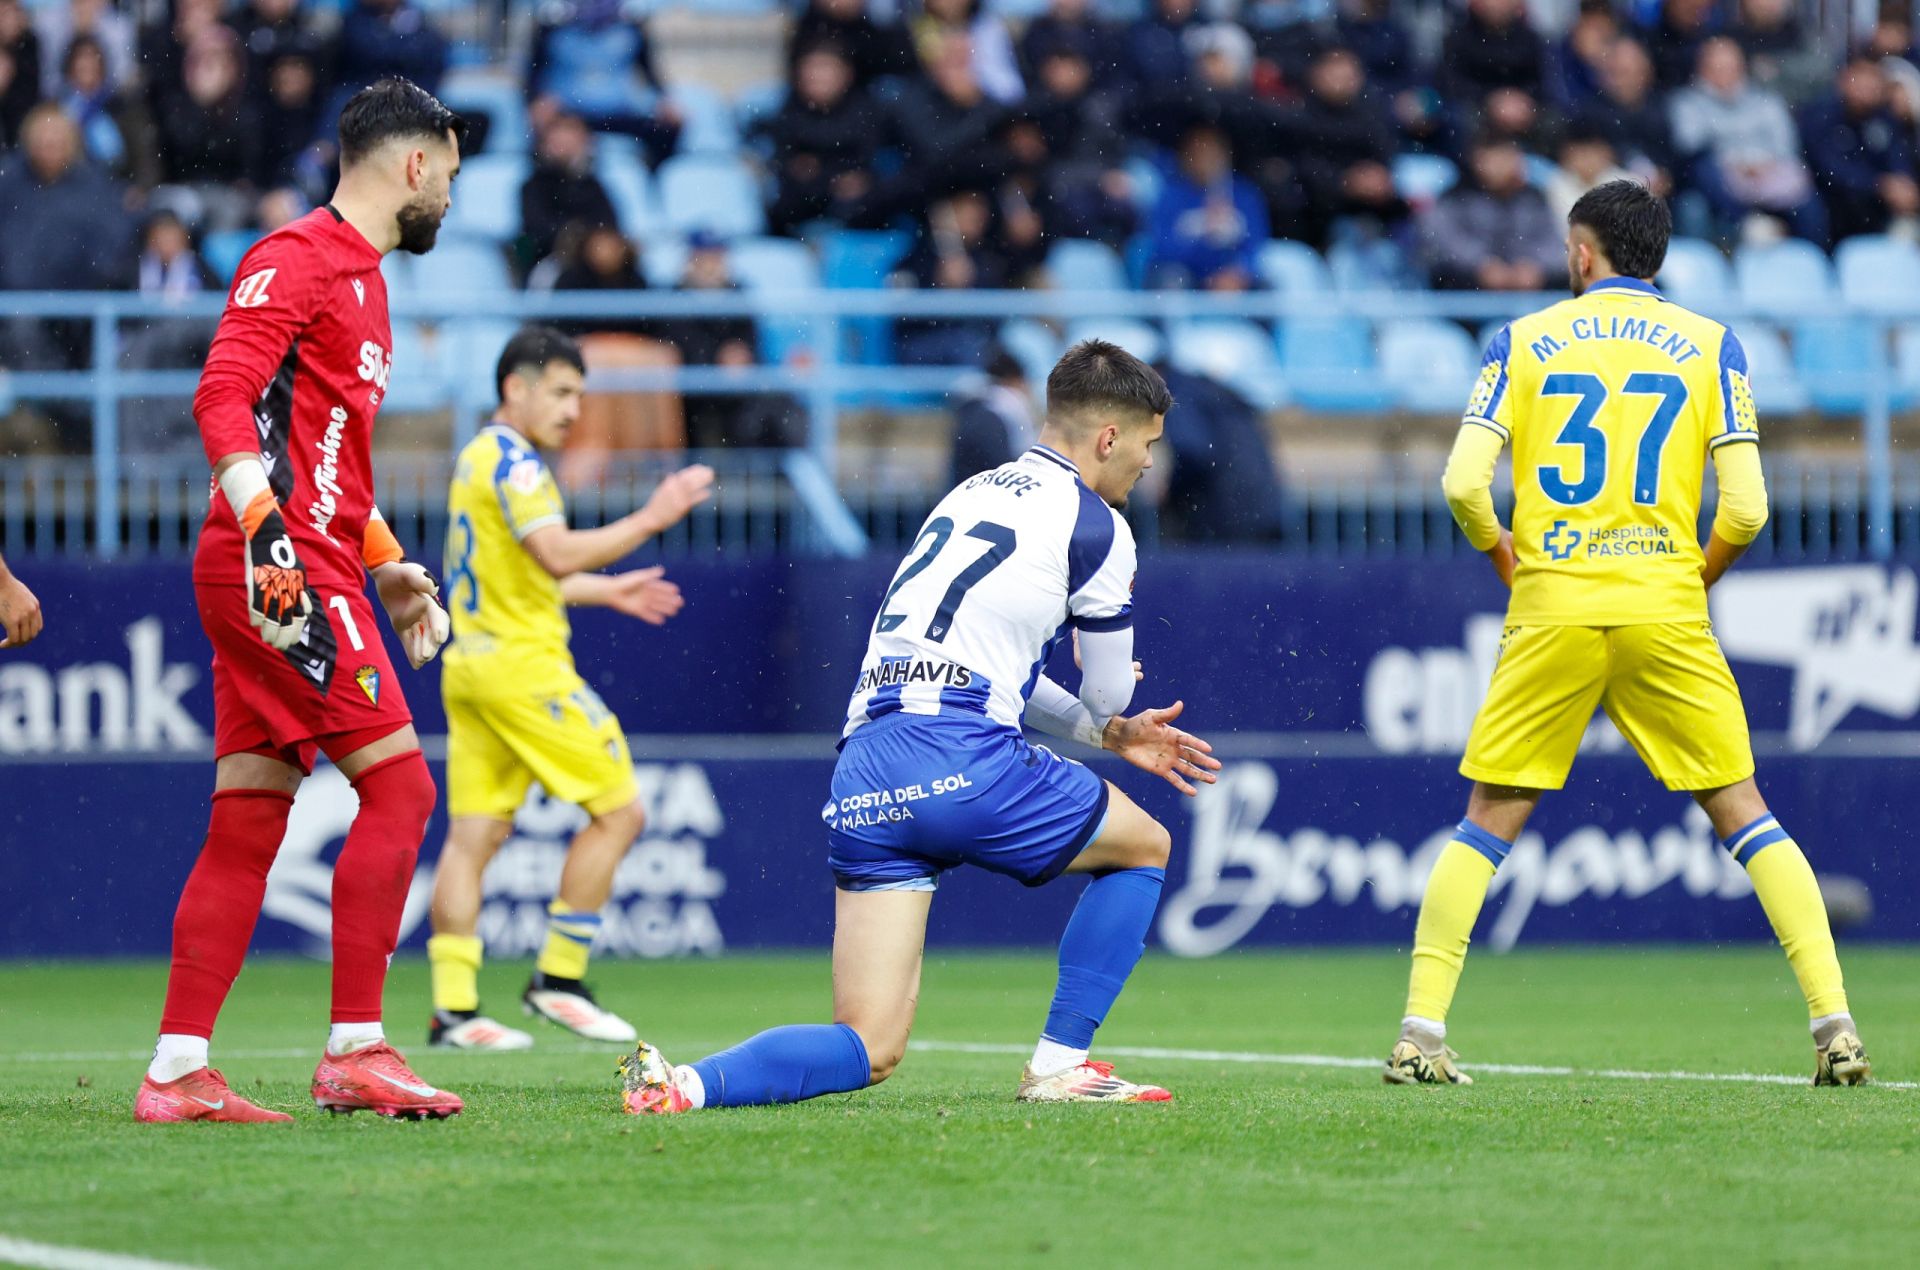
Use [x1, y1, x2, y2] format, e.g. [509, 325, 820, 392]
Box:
[1421, 135, 1562, 291]
[1670, 36, 1827, 245]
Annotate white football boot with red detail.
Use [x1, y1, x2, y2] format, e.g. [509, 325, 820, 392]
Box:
[312, 1042, 464, 1119]
[429, 1010, 534, 1052]
[619, 1042, 694, 1115]
[523, 977, 638, 1043]
[134, 1067, 294, 1124]
[1015, 1059, 1172, 1103]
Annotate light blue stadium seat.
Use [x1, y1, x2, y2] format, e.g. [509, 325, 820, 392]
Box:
[1730, 323, 1808, 414]
[1257, 240, 1332, 294]
[411, 238, 513, 299]
[733, 81, 787, 135]
[1656, 236, 1733, 311]
[1835, 234, 1920, 313]
[597, 145, 662, 240]
[729, 237, 821, 363]
[382, 322, 450, 413]
[819, 228, 913, 289]
[640, 235, 688, 288]
[439, 72, 528, 155]
[1734, 239, 1834, 319]
[658, 155, 765, 237]
[1791, 318, 1908, 413]
[1122, 155, 1162, 213]
[1169, 319, 1287, 409]
[1525, 155, 1556, 190]
[452, 319, 522, 378]
[1378, 318, 1479, 412]
[442, 154, 527, 243]
[1391, 153, 1458, 205]
[1279, 317, 1390, 410]
[202, 229, 261, 283]
[1047, 238, 1129, 292]
[1065, 319, 1164, 364]
[669, 82, 741, 156]
[998, 318, 1063, 386]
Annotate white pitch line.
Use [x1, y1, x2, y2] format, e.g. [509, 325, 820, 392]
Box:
[0, 1233, 209, 1270]
[907, 1039, 1920, 1090]
[0, 1041, 625, 1065]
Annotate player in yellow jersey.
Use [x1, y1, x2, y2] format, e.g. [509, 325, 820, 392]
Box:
[425, 326, 714, 1049]
[1384, 181, 1871, 1087]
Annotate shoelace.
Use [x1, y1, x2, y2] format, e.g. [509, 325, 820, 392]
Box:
[1082, 1061, 1115, 1078]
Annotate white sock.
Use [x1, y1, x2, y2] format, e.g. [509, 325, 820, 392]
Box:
[672, 1064, 706, 1109]
[1402, 1015, 1446, 1042]
[327, 1022, 385, 1055]
[1810, 1012, 1853, 1038]
[148, 1034, 209, 1083]
[1030, 1037, 1089, 1078]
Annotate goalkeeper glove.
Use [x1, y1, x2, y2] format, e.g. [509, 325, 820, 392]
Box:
[223, 458, 310, 652]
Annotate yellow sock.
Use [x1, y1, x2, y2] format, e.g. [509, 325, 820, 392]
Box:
[1405, 827, 1506, 1024]
[1725, 816, 1848, 1018]
[428, 933, 483, 1013]
[536, 900, 600, 981]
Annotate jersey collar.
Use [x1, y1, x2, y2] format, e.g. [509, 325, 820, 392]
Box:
[484, 419, 534, 449]
[1586, 276, 1664, 300]
[1026, 444, 1081, 477]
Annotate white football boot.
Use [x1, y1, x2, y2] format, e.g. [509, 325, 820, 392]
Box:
[522, 976, 639, 1043]
[429, 1010, 534, 1051]
[1015, 1059, 1172, 1103]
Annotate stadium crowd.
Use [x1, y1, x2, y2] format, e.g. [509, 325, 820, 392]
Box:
[0, 0, 1915, 529]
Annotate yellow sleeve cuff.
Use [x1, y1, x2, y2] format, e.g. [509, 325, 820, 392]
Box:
[1441, 423, 1506, 552]
[1710, 436, 1769, 545]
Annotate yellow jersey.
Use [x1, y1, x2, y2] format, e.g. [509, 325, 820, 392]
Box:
[440, 422, 580, 699]
[1467, 276, 1758, 626]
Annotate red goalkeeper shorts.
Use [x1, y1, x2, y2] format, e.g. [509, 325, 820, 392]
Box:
[197, 579, 413, 773]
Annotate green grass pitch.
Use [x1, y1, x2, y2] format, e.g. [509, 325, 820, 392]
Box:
[2, 948, 1917, 1268]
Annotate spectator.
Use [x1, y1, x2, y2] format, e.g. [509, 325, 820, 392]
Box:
[1545, 126, 1634, 225]
[762, 41, 884, 236]
[1020, 48, 1134, 247]
[57, 34, 127, 172]
[338, 0, 446, 96]
[519, 111, 618, 271]
[529, 0, 679, 164]
[1546, 0, 1618, 109]
[990, 117, 1055, 282]
[1287, 45, 1408, 249]
[1730, 0, 1828, 107]
[1442, 0, 1544, 103]
[549, 224, 684, 477]
[0, 105, 133, 413]
[948, 346, 1038, 485]
[1801, 54, 1920, 244]
[1154, 363, 1284, 544]
[1476, 84, 1558, 158]
[911, 0, 1023, 105]
[1127, 0, 1202, 88]
[1019, 0, 1125, 87]
[652, 232, 802, 450]
[120, 210, 220, 456]
[1421, 134, 1563, 291]
[790, 0, 916, 92]
[888, 32, 1010, 198]
[1644, 0, 1717, 91]
[1670, 36, 1826, 246]
[1335, 0, 1418, 97]
[255, 48, 324, 191]
[256, 184, 307, 232]
[1575, 36, 1675, 196]
[1146, 121, 1267, 291]
[136, 0, 224, 105]
[154, 26, 262, 229]
[1, 0, 41, 149]
[33, 0, 134, 99]
[236, 0, 333, 104]
[894, 189, 1010, 366]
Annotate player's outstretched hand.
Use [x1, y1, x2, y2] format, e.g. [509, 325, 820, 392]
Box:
[640, 464, 716, 534]
[1101, 700, 1222, 797]
[0, 569, 43, 648]
[605, 567, 685, 625]
[374, 560, 450, 669]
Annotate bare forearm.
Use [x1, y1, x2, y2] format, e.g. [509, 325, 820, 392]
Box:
[559, 572, 613, 607]
[1700, 531, 1749, 590]
[531, 511, 661, 577]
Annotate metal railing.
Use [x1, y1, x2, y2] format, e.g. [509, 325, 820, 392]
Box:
[0, 287, 1914, 560]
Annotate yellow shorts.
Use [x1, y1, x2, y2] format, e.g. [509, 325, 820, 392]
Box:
[445, 685, 638, 820]
[1461, 621, 1755, 793]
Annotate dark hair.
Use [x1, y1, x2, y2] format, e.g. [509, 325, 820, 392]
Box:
[495, 325, 585, 401]
[337, 77, 468, 166]
[1568, 178, 1670, 279]
[1047, 339, 1173, 425]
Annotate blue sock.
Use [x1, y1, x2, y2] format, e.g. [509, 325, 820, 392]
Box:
[688, 1023, 871, 1108]
[1042, 866, 1166, 1049]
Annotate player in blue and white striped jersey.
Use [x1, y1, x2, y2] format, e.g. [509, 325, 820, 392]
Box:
[618, 340, 1222, 1114]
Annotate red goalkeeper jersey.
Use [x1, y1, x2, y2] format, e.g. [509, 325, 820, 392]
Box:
[193, 205, 393, 589]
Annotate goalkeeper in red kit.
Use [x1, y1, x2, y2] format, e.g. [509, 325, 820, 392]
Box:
[136, 80, 471, 1124]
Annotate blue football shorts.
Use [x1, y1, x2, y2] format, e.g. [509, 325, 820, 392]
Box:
[824, 712, 1110, 892]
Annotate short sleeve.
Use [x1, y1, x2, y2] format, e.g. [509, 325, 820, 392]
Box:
[1461, 323, 1515, 442]
[493, 446, 566, 540]
[1067, 489, 1136, 633]
[1709, 329, 1760, 450]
